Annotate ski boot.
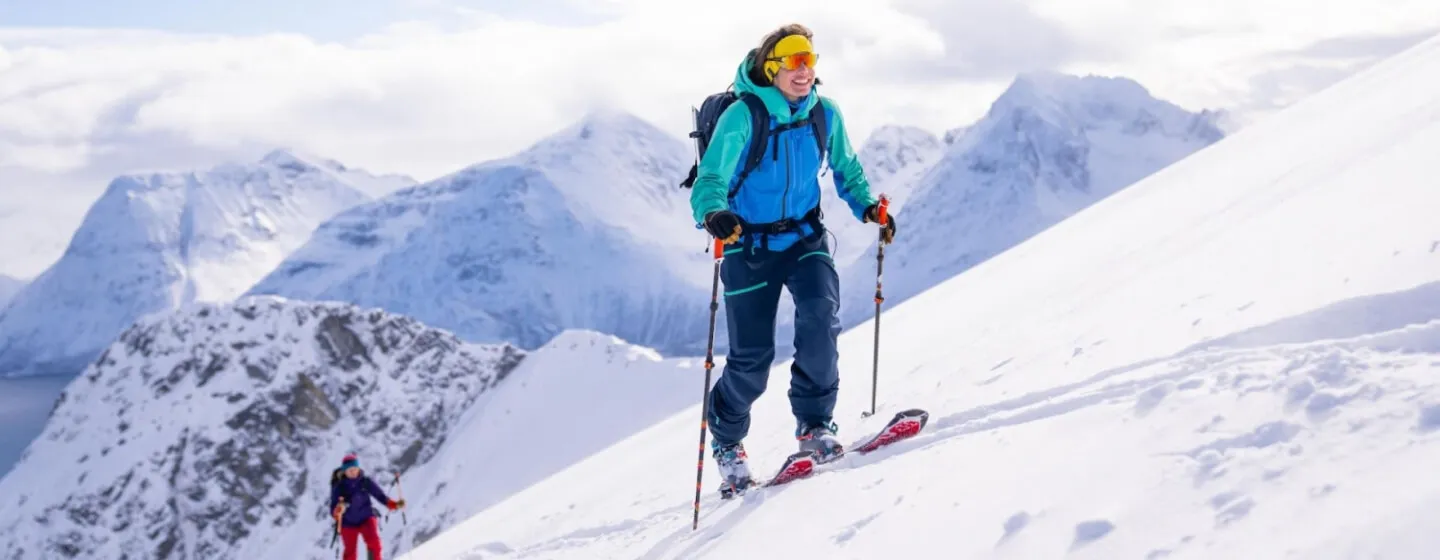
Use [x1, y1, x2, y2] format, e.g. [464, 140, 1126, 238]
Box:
[711, 440, 757, 499]
[797, 421, 845, 464]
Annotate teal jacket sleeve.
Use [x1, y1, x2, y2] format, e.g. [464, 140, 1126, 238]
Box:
[820, 97, 878, 221]
[689, 102, 753, 224]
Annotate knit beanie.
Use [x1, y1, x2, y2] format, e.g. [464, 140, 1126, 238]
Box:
[340, 453, 360, 470]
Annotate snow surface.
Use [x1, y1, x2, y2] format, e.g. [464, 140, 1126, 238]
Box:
[0, 150, 385, 378]
[399, 33, 1440, 560]
[383, 330, 711, 554]
[837, 71, 1225, 328]
[246, 111, 717, 355]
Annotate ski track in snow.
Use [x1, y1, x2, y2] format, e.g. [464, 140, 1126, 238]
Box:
[425, 317, 1440, 560]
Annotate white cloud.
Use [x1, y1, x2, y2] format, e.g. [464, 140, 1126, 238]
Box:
[0, 0, 1437, 278]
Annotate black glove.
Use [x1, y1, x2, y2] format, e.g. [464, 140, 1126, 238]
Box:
[703, 211, 742, 244]
[863, 203, 897, 245]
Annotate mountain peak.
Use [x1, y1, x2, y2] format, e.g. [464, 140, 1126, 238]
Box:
[988, 71, 1175, 124]
[244, 106, 709, 357]
[862, 125, 940, 148]
[966, 70, 1224, 147]
[856, 124, 942, 189]
[1003, 71, 1153, 105]
[0, 152, 376, 378]
[259, 148, 346, 173]
[835, 71, 1227, 328]
[526, 109, 676, 156]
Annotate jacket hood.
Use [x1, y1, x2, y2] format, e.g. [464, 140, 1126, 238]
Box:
[733, 49, 820, 124]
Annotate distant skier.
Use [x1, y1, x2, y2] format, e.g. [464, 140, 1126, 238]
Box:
[689, 23, 898, 493]
[329, 454, 406, 560]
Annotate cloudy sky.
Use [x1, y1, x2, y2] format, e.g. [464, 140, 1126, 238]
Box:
[1, 0, 1437, 278]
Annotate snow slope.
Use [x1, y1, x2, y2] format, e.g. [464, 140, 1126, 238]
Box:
[0, 275, 22, 309]
[246, 111, 714, 355]
[838, 72, 1225, 328]
[0, 150, 394, 378]
[383, 330, 709, 553]
[400, 32, 1440, 560]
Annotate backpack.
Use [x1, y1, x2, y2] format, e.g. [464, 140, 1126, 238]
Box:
[679, 88, 829, 200]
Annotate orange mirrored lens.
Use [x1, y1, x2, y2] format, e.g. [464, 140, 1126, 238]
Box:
[781, 52, 817, 70]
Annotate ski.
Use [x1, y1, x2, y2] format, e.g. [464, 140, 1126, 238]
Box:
[846, 407, 928, 455]
[757, 408, 929, 491]
[713, 408, 929, 500]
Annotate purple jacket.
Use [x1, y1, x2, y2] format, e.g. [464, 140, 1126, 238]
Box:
[329, 471, 392, 527]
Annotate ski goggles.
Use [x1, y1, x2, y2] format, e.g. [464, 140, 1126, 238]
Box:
[769, 52, 818, 71]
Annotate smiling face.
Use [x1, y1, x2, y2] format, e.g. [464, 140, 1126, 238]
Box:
[774, 58, 815, 101]
[760, 31, 819, 102]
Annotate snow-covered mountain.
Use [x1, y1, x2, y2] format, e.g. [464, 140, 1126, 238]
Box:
[398, 31, 1440, 560]
[0, 295, 712, 559]
[823, 125, 941, 267]
[0, 275, 22, 310]
[0, 150, 400, 378]
[246, 110, 714, 355]
[0, 296, 525, 559]
[838, 71, 1225, 327]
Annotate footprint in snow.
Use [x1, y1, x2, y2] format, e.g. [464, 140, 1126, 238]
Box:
[1210, 491, 1255, 527]
[1133, 382, 1172, 417]
[996, 511, 1030, 544]
[1416, 403, 1440, 432]
[1071, 519, 1115, 548]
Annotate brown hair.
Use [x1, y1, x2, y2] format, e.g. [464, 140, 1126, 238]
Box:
[748, 23, 814, 86]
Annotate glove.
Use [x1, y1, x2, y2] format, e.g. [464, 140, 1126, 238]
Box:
[332, 504, 344, 518]
[386, 499, 406, 510]
[863, 203, 897, 245]
[703, 211, 742, 244]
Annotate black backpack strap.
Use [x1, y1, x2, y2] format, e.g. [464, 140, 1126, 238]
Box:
[728, 93, 771, 199]
[810, 99, 830, 163]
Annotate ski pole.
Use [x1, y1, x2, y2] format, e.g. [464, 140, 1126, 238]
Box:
[864, 195, 889, 418]
[693, 237, 724, 530]
[393, 472, 407, 526]
[332, 498, 345, 559]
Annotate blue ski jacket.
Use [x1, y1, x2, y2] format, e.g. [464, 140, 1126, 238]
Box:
[689, 53, 878, 252]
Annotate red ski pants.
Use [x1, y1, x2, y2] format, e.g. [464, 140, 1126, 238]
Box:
[341, 517, 382, 560]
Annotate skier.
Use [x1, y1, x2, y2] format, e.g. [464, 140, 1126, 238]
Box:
[690, 23, 898, 493]
[329, 454, 406, 560]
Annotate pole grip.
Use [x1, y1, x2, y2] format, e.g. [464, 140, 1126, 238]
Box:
[713, 238, 723, 259]
[877, 194, 889, 225]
